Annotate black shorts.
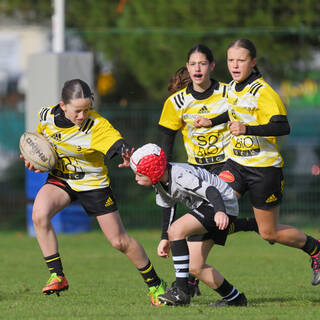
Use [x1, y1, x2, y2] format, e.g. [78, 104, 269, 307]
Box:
[46, 176, 118, 217]
[219, 159, 284, 210]
[188, 202, 236, 246]
[192, 162, 225, 175]
[188, 162, 226, 242]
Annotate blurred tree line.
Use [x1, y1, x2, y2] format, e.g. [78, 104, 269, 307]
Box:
[1, 0, 320, 104]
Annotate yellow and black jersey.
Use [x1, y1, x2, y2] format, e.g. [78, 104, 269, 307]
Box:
[36, 105, 123, 191]
[159, 80, 229, 165]
[227, 75, 287, 167]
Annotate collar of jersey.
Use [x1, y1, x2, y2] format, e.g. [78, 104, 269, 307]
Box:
[186, 79, 219, 100]
[52, 104, 76, 128]
[234, 72, 262, 92]
[158, 163, 172, 193]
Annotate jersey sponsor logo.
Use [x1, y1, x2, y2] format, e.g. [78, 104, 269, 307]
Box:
[105, 196, 114, 207]
[198, 105, 209, 114]
[194, 154, 225, 165]
[218, 170, 235, 183]
[266, 194, 277, 203]
[52, 169, 85, 180]
[52, 133, 62, 141]
[195, 133, 224, 160]
[232, 136, 261, 156]
[233, 148, 260, 157]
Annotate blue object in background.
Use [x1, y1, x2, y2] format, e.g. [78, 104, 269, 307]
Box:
[25, 170, 48, 200]
[25, 169, 92, 236]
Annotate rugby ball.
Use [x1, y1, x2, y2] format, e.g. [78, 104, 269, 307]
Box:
[19, 132, 57, 172]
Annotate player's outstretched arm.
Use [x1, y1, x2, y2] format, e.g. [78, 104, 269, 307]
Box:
[118, 147, 135, 168]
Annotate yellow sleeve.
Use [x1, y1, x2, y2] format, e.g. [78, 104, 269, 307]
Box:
[36, 123, 42, 134]
[36, 108, 44, 134]
[257, 86, 287, 124]
[91, 114, 123, 155]
[158, 96, 183, 131]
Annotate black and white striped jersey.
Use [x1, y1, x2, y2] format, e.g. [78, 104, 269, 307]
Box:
[154, 162, 238, 217]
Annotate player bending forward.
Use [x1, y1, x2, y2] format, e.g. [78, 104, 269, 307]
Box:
[130, 143, 247, 307]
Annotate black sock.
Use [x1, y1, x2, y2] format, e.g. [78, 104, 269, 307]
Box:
[138, 260, 161, 288]
[214, 279, 240, 301]
[44, 253, 64, 276]
[170, 239, 189, 294]
[229, 217, 259, 234]
[188, 275, 197, 284]
[301, 235, 320, 256]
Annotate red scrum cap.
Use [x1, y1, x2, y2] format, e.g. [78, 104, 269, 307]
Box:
[130, 143, 167, 184]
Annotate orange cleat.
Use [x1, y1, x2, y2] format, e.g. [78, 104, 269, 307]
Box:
[42, 273, 69, 296]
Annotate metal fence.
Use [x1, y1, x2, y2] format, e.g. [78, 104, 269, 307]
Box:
[0, 104, 320, 230]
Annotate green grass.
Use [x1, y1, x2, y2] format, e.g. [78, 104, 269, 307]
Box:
[1, 228, 320, 319]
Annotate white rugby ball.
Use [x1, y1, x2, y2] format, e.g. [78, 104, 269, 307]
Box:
[19, 132, 57, 172]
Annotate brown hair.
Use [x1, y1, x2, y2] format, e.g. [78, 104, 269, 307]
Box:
[228, 39, 260, 74]
[61, 79, 94, 104]
[168, 66, 191, 94]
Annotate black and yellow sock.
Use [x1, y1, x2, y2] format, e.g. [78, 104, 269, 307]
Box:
[44, 253, 64, 276]
[138, 260, 161, 288]
[229, 217, 259, 234]
[301, 235, 320, 256]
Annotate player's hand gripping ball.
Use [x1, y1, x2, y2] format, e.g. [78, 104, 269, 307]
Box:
[19, 132, 57, 172]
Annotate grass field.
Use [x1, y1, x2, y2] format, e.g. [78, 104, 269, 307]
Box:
[1, 228, 320, 319]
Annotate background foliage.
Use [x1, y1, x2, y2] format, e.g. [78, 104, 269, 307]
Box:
[2, 0, 320, 101]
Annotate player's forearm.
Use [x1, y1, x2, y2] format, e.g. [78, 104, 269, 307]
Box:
[158, 125, 177, 162]
[161, 206, 176, 240]
[245, 115, 290, 136]
[209, 111, 230, 127]
[105, 139, 132, 160]
[205, 186, 226, 213]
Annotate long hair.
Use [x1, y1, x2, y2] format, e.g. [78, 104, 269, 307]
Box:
[168, 66, 191, 94]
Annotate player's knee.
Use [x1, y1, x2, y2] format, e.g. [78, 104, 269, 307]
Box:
[109, 235, 129, 252]
[32, 209, 50, 229]
[168, 224, 185, 240]
[259, 229, 277, 242]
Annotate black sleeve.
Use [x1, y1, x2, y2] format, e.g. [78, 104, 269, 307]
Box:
[104, 139, 132, 160]
[205, 186, 226, 213]
[161, 205, 177, 240]
[158, 125, 178, 162]
[245, 115, 290, 136]
[209, 111, 230, 127]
